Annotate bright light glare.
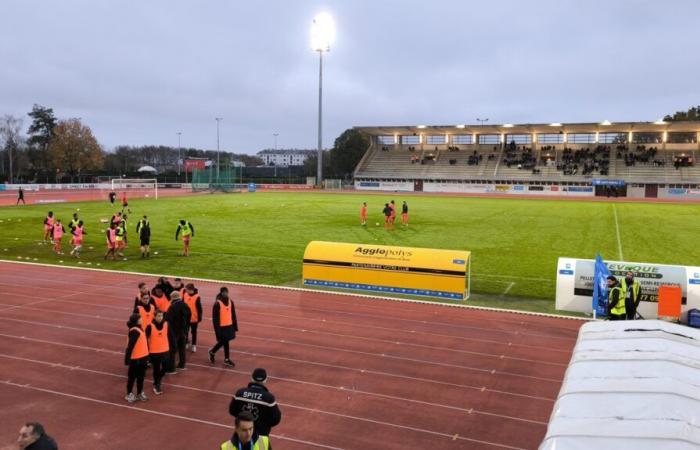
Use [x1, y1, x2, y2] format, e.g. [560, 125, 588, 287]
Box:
[455, 124, 465, 129]
[549, 122, 562, 127]
[654, 119, 667, 125]
[503, 123, 514, 128]
[311, 13, 336, 52]
[600, 120, 612, 126]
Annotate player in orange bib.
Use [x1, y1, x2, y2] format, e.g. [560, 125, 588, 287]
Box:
[145, 310, 175, 395]
[124, 313, 149, 403]
[360, 202, 367, 226]
[43, 212, 54, 243]
[208, 287, 238, 367]
[389, 200, 396, 224]
[52, 220, 65, 254]
[69, 220, 86, 257]
[104, 223, 117, 260]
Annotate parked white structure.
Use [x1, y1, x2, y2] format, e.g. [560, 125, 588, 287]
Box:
[257, 149, 316, 167]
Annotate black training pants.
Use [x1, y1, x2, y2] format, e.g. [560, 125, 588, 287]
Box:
[169, 335, 187, 370]
[127, 358, 148, 394]
[150, 353, 168, 387]
[211, 339, 230, 359]
[189, 323, 198, 346]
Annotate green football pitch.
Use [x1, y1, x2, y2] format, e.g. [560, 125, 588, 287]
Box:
[1, 192, 698, 314]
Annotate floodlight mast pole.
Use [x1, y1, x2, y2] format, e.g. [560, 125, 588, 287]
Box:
[215, 118, 222, 182]
[177, 132, 182, 177]
[316, 49, 324, 186]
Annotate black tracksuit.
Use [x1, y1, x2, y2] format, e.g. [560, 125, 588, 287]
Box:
[166, 298, 191, 369]
[124, 327, 148, 395]
[211, 294, 238, 359]
[145, 320, 176, 389]
[229, 382, 282, 436]
[26, 434, 58, 450]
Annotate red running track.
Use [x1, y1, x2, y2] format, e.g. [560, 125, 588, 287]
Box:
[0, 261, 583, 449]
[0, 188, 207, 206]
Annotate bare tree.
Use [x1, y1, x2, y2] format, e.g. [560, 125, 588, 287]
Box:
[0, 115, 23, 182]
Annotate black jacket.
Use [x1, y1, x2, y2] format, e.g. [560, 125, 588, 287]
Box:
[27, 434, 58, 450]
[166, 298, 191, 337]
[145, 319, 177, 355]
[212, 294, 238, 341]
[229, 382, 282, 436]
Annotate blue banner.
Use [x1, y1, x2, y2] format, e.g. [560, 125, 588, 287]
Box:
[593, 254, 610, 316]
[592, 179, 626, 186]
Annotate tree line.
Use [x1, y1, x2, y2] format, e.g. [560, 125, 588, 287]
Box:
[0, 103, 372, 183]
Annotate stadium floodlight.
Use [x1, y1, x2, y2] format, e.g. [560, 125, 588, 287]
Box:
[311, 12, 335, 185]
[549, 122, 562, 127]
[503, 123, 514, 128]
[476, 118, 489, 128]
[215, 118, 223, 182]
[177, 132, 182, 176]
[600, 120, 612, 126]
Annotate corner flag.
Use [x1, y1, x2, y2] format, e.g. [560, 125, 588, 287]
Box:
[592, 254, 610, 317]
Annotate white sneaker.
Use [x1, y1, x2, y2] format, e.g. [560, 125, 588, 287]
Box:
[191, 345, 196, 353]
[138, 392, 148, 402]
[125, 393, 137, 403]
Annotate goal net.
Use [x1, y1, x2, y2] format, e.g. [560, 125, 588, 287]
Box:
[110, 178, 158, 200]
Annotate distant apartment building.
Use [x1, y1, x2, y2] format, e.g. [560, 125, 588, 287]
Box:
[257, 149, 316, 167]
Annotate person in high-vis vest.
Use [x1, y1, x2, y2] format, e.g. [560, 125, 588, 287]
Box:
[184, 283, 203, 353]
[124, 313, 149, 403]
[221, 411, 270, 450]
[606, 275, 626, 321]
[104, 223, 117, 261]
[175, 219, 195, 257]
[621, 271, 641, 320]
[115, 220, 126, 257]
[209, 287, 238, 367]
[145, 310, 175, 395]
[70, 220, 86, 258]
[68, 212, 80, 233]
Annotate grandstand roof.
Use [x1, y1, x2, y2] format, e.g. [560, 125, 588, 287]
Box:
[356, 121, 700, 136]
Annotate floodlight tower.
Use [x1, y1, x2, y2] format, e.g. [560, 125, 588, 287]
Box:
[311, 12, 335, 185]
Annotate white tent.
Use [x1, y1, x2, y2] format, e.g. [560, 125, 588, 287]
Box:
[137, 165, 157, 173]
[541, 320, 700, 450]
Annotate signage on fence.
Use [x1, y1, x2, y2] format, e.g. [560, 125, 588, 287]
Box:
[302, 241, 471, 300]
[556, 257, 700, 320]
[184, 159, 207, 173]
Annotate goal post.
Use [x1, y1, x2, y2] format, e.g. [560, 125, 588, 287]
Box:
[111, 178, 158, 200]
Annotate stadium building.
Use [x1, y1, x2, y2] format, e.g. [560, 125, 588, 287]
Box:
[257, 149, 316, 167]
[354, 121, 700, 199]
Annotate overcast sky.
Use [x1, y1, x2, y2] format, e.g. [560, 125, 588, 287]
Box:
[2, 0, 699, 154]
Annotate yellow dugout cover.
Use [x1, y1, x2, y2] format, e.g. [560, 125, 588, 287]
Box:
[302, 241, 471, 300]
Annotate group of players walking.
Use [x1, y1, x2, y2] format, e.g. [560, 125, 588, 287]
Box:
[124, 277, 279, 449]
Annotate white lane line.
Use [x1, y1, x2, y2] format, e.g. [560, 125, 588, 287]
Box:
[0, 330, 555, 403]
[0, 312, 563, 383]
[0, 302, 567, 368]
[0, 379, 342, 450]
[502, 282, 515, 295]
[613, 204, 624, 260]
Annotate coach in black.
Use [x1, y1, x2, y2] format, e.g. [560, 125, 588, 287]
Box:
[229, 368, 282, 436]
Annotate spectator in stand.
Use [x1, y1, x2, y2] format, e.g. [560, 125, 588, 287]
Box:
[17, 422, 58, 450]
[230, 368, 282, 437]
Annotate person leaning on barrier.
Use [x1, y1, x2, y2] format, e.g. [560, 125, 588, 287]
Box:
[229, 368, 281, 437]
[220, 411, 270, 450]
[621, 271, 641, 320]
[606, 275, 626, 321]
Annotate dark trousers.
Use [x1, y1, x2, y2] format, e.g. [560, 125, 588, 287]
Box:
[189, 323, 199, 345]
[211, 339, 230, 359]
[169, 335, 187, 370]
[625, 297, 637, 320]
[150, 353, 168, 388]
[127, 358, 148, 394]
[609, 314, 626, 321]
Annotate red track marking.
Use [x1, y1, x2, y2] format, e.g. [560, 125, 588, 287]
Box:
[0, 261, 582, 449]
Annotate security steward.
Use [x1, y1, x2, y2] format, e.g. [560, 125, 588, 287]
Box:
[229, 368, 281, 437]
[621, 271, 641, 320]
[221, 411, 270, 450]
[166, 291, 191, 372]
[606, 275, 626, 321]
